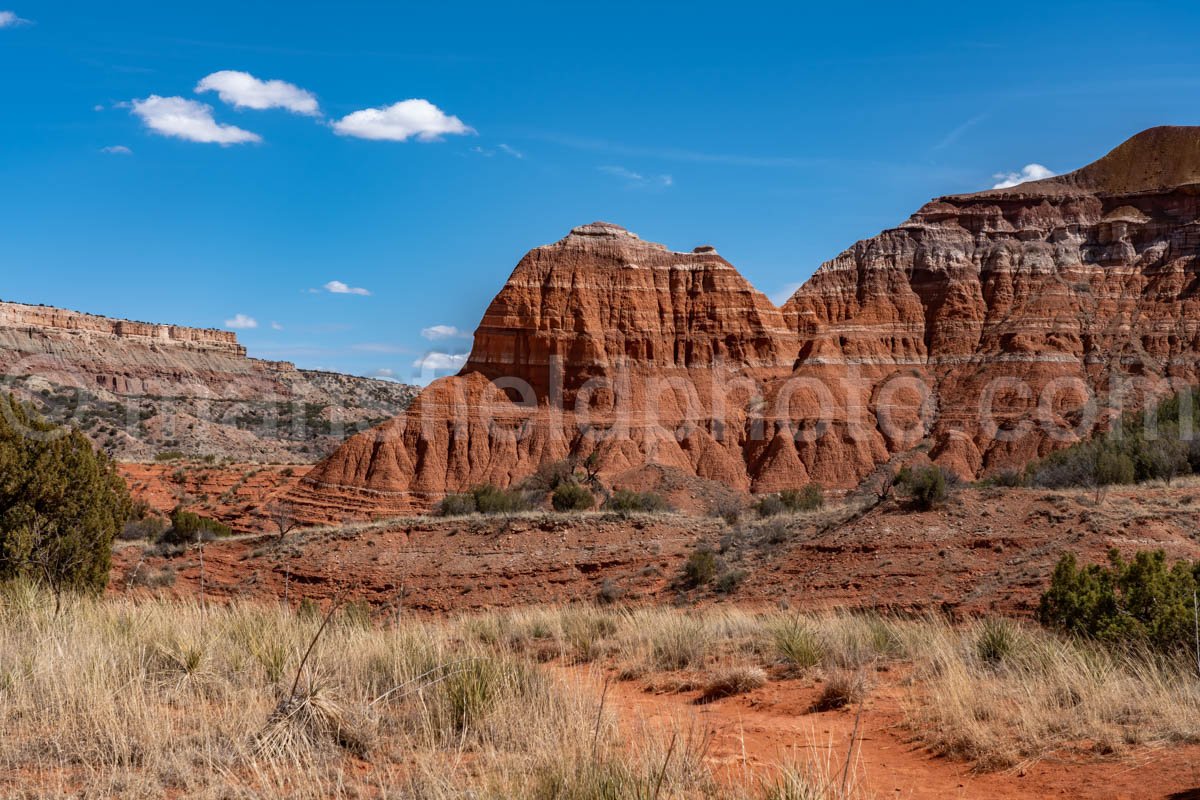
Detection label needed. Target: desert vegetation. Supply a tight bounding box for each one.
[1040,549,1200,653]
[1026,391,1200,495]
[895,465,952,510]
[754,485,824,517]
[7,575,1200,797]
[0,585,883,799]
[0,393,130,594]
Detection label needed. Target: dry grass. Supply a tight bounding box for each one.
[0,584,863,799]
[471,605,1200,771]
[699,666,769,703]
[905,617,1200,769]
[3,585,1198,796]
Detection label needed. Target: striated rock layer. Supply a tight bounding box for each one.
[298,127,1200,515]
[0,301,417,462]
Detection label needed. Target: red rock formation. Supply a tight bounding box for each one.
[298,127,1200,515]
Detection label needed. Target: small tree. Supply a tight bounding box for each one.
[0,394,130,596]
[268,500,299,541]
[1093,449,1135,503]
[160,508,231,545]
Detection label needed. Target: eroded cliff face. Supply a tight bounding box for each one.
[0,301,417,462]
[297,127,1200,515]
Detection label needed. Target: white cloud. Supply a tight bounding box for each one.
[195,70,320,116]
[412,352,468,372]
[472,143,524,158]
[769,283,803,306]
[100,145,132,155]
[370,368,397,379]
[225,314,258,330]
[333,99,473,142]
[352,342,409,354]
[991,163,1055,189]
[270,321,284,331]
[130,95,261,145]
[421,324,469,341]
[599,165,672,188]
[0,11,30,27]
[323,280,371,296]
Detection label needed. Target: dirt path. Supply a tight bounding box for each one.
[572,666,1200,799]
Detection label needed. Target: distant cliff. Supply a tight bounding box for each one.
[0,300,417,462]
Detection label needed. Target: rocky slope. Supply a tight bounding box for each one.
[295,127,1200,514]
[0,301,417,462]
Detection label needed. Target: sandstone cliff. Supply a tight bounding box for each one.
[0,301,417,462]
[296,127,1200,515]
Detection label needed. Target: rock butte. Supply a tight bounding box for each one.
[296,126,1200,515]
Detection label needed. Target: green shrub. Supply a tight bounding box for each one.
[755,484,824,517]
[120,516,169,541]
[1031,391,1200,491]
[159,509,231,544]
[754,494,787,517]
[710,495,744,525]
[521,459,578,493]
[779,484,824,511]
[772,618,825,669]
[551,482,594,512]
[602,490,669,514]
[438,485,533,516]
[471,485,533,514]
[988,469,1026,488]
[713,569,747,594]
[1039,549,1200,653]
[896,465,949,510]
[681,547,717,588]
[438,492,477,516]
[0,394,131,593]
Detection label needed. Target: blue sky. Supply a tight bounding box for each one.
[2,1,1199,383]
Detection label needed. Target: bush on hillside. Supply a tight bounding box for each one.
[158,508,231,544]
[551,482,594,512]
[437,484,535,516]
[896,465,949,511]
[0,393,131,593]
[521,459,578,494]
[1039,549,1200,653]
[437,492,478,516]
[755,484,825,517]
[681,547,718,588]
[602,489,669,515]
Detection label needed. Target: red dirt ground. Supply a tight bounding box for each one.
[112,481,1200,617]
[588,665,1200,799]
[108,475,1200,798]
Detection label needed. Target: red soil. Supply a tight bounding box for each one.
[119,462,306,534]
[590,666,1200,799]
